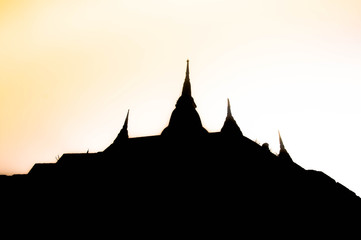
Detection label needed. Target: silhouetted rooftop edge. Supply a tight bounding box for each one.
[2,59,361,223]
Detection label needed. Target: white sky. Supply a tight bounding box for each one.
[1,0,361,196]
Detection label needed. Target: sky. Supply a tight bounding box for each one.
[1,0,361,196]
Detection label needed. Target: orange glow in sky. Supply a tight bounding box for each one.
[1,0,361,196]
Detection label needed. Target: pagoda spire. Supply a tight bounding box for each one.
[161,59,207,137]
[176,59,196,108]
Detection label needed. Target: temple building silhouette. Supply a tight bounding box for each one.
[2,60,361,226]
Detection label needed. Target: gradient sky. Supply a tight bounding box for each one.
[1,0,361,196]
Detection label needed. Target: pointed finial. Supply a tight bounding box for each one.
[278,130,285,151]
[278,130,293,162]
[227,98,233,119]
[109,109,130,145]
[182,59,192,96]
[123,109,129,129]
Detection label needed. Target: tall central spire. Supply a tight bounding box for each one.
[177,59,196,108]
[182,59,191,96]
[161,59,207,137]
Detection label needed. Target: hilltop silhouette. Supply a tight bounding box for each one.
[2,60,360,231]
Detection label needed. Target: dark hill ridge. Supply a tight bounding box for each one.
[2,60,360,229]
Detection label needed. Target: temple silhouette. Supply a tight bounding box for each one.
[2,60,361,228]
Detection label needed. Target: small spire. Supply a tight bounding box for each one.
[123,109,129,129]
[186,59,189,79]
[278,130,293,162]
[221,98,242,137]
[226,98,233,120]
[278,130,285,152]
[105,109,130,151]
[117,109,130,139]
